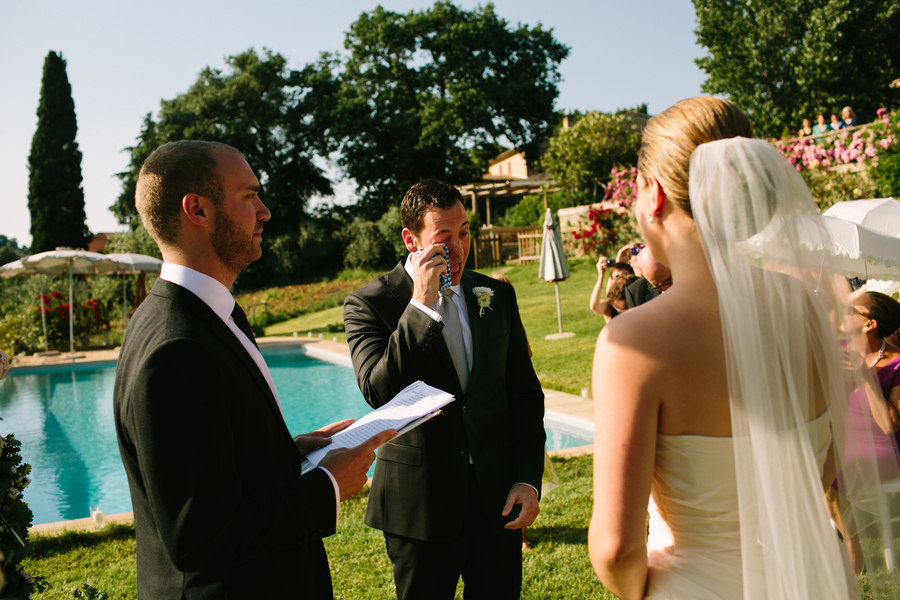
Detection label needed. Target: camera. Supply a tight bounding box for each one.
[605,258,616,268]
[630,245,644,256]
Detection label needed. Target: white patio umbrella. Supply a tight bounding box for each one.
[823,198,900,235]
[824,198,900,295]
[0,259,31,279]
[104,253,162,326]
[740,214,900,282]
[18,249,119,355]
[538,208,574,340]
[104,252,163,273]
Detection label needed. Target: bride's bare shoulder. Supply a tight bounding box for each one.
[597,291,719,366]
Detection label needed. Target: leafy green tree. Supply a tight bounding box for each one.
[114,49,331,238]
[693,0,900,137]
[340,219,393,270]
[376,205,407,263]
[27,51,90,252]
[308,1,569,218]
[541,110,646,197]
[111,114,158,227]
[0,235,24,266]
[105,224,161,258]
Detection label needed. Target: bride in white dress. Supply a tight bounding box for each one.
[588,97,900,599]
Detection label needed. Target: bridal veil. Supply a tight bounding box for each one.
[689,137,900,598]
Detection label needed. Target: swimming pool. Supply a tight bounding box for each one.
[0,346,592,525]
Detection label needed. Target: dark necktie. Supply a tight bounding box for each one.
[231,302,258,348]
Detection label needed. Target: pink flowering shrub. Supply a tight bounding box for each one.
[603,165,638,206]
[773,110,896,174]
[771,111,896,209]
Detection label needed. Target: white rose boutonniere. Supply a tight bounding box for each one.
[472,286,494,317]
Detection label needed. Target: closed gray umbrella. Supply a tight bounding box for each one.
[538,209,574,339]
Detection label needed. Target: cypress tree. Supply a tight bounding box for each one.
[27,50,90,252]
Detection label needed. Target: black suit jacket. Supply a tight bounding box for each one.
[343,263,545,542]
[625,276,661,308]
[114,279,337,599]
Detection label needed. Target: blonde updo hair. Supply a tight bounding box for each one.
[637,97,754,218]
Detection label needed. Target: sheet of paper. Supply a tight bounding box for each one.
[301,380,454,473]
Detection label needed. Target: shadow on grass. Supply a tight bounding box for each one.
[527,524,588,546]
[30,523,135,558]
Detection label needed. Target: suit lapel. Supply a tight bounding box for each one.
[154,281,286,426]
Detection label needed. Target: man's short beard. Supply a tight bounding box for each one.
[211,209,259,274]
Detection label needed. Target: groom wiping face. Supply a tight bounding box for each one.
[343,178,546,600]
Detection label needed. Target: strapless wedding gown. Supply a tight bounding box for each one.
[644,413,832,599]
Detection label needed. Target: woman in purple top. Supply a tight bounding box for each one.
[831,291,900,570]
[846,291,900,453]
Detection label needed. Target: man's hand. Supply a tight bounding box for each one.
[501,483,540,530]
[292,419,354,458]
[615,244,634,264]
[318,429,397,501]
[409,244,448,307]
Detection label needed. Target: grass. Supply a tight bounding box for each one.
[24,454,613,600]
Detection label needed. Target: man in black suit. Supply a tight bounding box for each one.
[114,140,391,599]
[343,179,545,599]
[624,245,672,308]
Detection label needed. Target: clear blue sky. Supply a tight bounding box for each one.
[0,0,706,248]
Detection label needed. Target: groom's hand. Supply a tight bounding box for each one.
[501,483,540,529]
[409,244,447,307]
[292,418,355,458]
[319,429,397,501]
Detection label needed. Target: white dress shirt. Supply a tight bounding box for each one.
[159,263,341,519]
[404,258,473,371]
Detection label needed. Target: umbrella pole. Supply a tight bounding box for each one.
[68,263,75,355]
[555,282,563,335]
[39,277,49,350]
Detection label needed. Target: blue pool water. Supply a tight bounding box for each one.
[0,348,591,525]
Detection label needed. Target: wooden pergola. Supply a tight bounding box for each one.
[456,176,559,226]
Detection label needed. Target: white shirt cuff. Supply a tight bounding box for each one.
[517,482,539,498]
[317,466,341,523]
[409,298,442,322]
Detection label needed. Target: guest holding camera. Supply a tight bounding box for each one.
[589,257,635,322]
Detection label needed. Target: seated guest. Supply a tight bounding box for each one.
[800,118,813,136]
[589,258,635,321]
[830,113,845,130]
[812,113,829,134]
[842,106,857,127]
